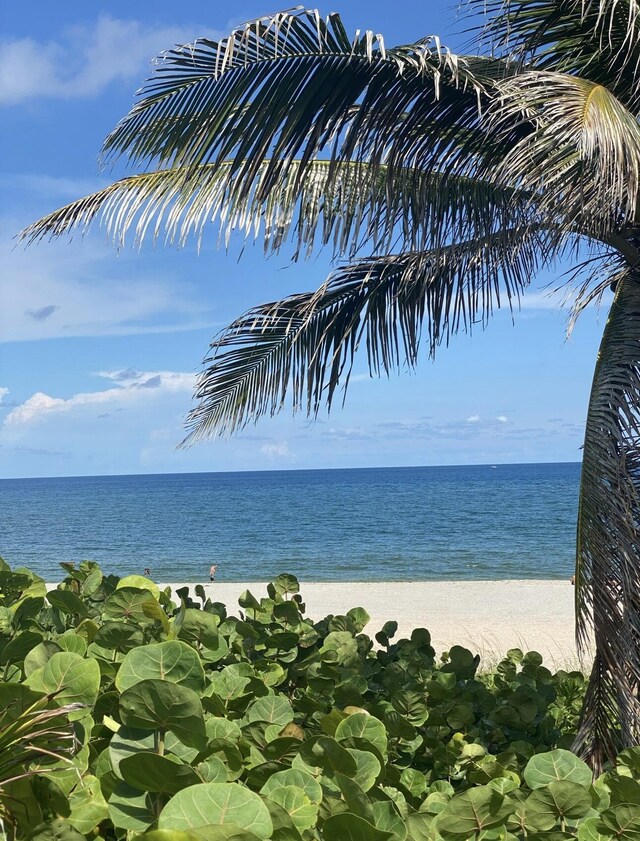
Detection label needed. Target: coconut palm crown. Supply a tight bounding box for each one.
[21,1,640,770]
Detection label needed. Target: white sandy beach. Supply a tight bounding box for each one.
[163,579,584,667]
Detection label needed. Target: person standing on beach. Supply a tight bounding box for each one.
[209,564,218,582]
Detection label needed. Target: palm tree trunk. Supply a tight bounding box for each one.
[573,272,640,773]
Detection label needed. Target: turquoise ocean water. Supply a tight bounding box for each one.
[0,463,580,583]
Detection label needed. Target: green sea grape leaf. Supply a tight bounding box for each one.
[383,711,416,741]
[178,608,220,649]
[109,727,156,778]
[28,819,86,841]
[254,662,286,688]
[322,813,393,841]
[0,630,42,665]
[371,801,407,841]
[261,768,323,805]
[391,691,429,726]
[577,818,614,841]
[159,783,273,839]
[347,607,371,632]
[197,756,229,783]
[336,774,375,822]
[238,590,261,612]
[116,641,206,692]
[206,717,242,743]
[57,633,87,656]
[247,695,294,726]
[13,595,46,627]
[524,750,592,790]
[524,781,592,830]
[140,831,262,841]
[120,752,202,793]
[437,786,515,837]
[617,748,640,774]
[321,632,360,667]
[599,804,640,839]
[0,684,45,722]
[208,664,254,701]
[400,768,427,798]
[299,736,357,776]
[263,786,317,832]
[347,749,382,791]
[2,777,43,832]
[94,621,144,651]
[108,782,156,831]
[262,737,303,763]
[142,598,171,632]
[117,575,160,599]
[336,713,387,756]
[605,775,640,805]
[23,641,62,676]
[46,590,88,618]
[25,651,99,711]
[31,776,70,821]
[103,587,157,623]
[268,574,300,598]
[263,799,303,841]
[119,679,206,747]
[67,774,108,834]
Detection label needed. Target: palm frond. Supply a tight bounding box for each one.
[100,9,513,194]
[486,70,640,238]
[183,227,544,443]
[20,160,534,261]
[564,251,628,335]
[573,272,640,773]
[475,0,640,113]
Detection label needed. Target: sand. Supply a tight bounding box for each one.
[163,579,586,668]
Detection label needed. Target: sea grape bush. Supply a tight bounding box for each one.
[1,557,638,841]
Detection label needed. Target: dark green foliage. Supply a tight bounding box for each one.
[1,558,635,840]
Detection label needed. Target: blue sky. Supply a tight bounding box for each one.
[0,0,609,477]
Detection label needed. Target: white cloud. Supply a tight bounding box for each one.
[467,414,480,423]
[518,289,614,312]
[4,370,195,426]
[0,387,10,404]
[260,441,292,459]
[0,16,221,106]
[496,415,509,423]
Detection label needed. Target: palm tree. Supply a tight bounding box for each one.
[22,1,640,770]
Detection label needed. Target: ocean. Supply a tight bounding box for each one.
[0,462,580,583]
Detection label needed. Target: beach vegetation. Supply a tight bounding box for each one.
[4,559,640,840]
[19,1,640,768]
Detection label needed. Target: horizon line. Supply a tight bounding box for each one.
[1,459,583,482]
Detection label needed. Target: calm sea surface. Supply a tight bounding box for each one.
[0,463,580,583]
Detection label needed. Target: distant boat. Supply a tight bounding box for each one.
[490,465,497,469]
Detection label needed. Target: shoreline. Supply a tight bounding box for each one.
[160,579,584,667]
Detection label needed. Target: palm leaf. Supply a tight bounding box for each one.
[476,0,640,113]
[486,70,640,239]
[100,9,516,198]
[573,272,640,773]
[183,228,544,443]
[20,160,534,261]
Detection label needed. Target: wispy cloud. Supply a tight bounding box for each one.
[25,304,59,321]
[4,370,195,426]
[0,16,221,106]
[467,414,480,423]
[518,288,614,312]
[260,441,294,460]
[0,387,9,404]
[1,211,216,342]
